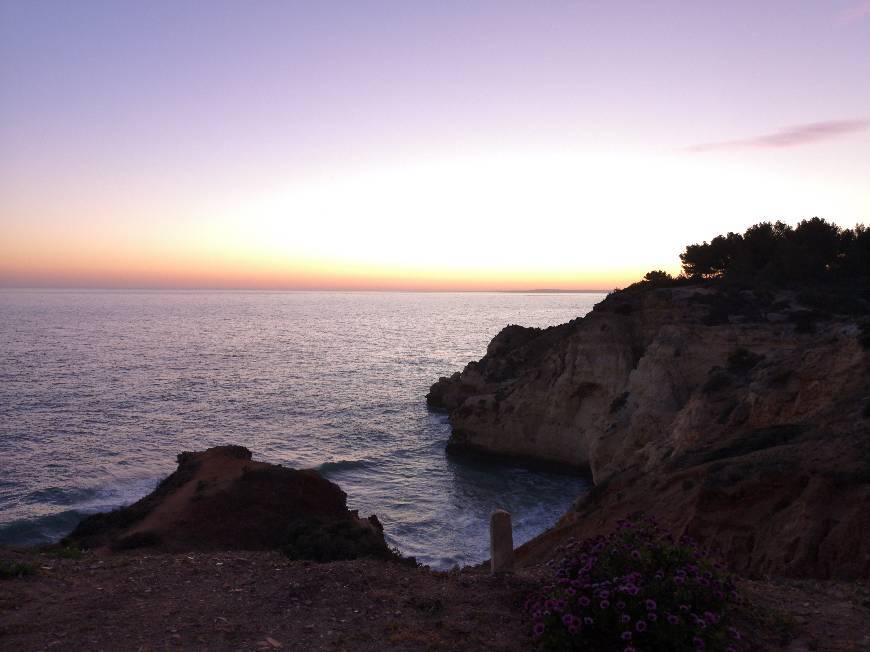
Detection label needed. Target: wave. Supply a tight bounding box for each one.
[315,459,372,474]
[0,510,84,547]
[25,486,102,506]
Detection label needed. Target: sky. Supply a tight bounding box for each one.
[1,1,869,291]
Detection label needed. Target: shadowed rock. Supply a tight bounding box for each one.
[64,445,397,562]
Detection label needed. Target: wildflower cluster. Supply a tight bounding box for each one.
[525,518,743,651]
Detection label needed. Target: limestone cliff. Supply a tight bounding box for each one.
[428,282,870,579]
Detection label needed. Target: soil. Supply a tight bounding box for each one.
[2,548,868,651]
[0,548,532,651]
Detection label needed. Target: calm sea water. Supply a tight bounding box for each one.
[0,291,600,568]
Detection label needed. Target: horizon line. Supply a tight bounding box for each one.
[0,286,611,294]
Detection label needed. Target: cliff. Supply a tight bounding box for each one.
[429,281,870,579]
[63,445,395,561]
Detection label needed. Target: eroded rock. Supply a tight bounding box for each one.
[64,446,396,562]
[432,284,870,579]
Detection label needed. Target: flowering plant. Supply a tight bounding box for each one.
[526,517,743,651]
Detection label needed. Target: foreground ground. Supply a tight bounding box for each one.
[1,549,868,651]
[0,549,531,651]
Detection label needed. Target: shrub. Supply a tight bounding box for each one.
[643,271,674,286]
[46,546,83,559]
[857,317,870,350]
[525,517,744,651]
[281,517,398,562]
[726,348,763,374]
[0,560,37,580]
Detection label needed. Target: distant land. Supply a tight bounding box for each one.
[504,289,607,294]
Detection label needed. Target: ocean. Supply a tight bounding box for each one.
[0,290,600,568]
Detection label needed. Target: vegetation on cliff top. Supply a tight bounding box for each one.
[678,218,869,284]
[631,219,870,320]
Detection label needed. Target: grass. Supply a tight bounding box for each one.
[44,545,84,559]
[0,560,37,580]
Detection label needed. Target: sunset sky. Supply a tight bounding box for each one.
[1,1,869,290]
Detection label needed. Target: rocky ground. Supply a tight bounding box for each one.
[0,549,532,651]
[2,548,869,651]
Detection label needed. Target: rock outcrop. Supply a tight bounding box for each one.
[64,445,395,562]
[429,282,870,579]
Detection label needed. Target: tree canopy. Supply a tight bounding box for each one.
[679,218,870,284]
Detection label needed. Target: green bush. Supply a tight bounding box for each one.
[281,518,397,562]
[46,546,83,559]
[0,560,37,580]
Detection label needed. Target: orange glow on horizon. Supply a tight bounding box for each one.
[2,147,863,291]
[0,253,649,291]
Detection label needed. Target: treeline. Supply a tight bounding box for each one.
[677,218,869,283]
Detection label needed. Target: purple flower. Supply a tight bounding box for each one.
[645,599,657,611]
[728,627,741,640]
[635,620,647,632]
[647,612,658,622]
[584,617,594,625]
[578,596,591,607]
[621,631,633,641]
[533,623,545,637]
[692,636,705,649]
[568,624,579,635]
[620,614,631,624]
[600,600,610,609]
[616,600,626,611]
[562,614,573,627]
[704,611,718,624]
[679,604,690,612]
[667,614,680,625]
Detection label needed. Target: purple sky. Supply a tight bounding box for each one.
[1,1,869,289]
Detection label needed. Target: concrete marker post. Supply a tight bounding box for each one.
[490,509,514,573]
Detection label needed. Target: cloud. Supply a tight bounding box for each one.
[688,120,870,153]
[835,2,870,26]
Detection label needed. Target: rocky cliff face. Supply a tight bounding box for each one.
[429,283,870,579]
[65,446,395,562]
